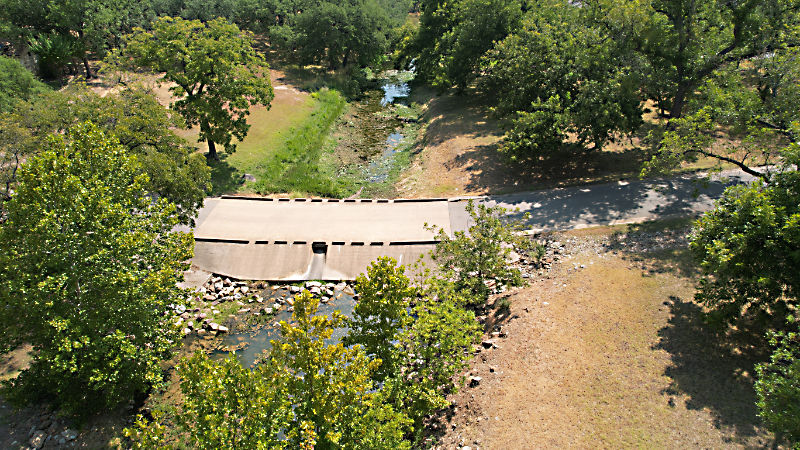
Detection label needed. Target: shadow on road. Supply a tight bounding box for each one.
[492,173,750,232]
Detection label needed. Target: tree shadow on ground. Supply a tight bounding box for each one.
[655,298,771,442]
[606,219,699,279]
[208,156,242,196]
[454,142,650,194]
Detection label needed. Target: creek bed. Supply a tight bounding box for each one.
[210,286,357,368]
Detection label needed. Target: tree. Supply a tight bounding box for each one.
[642,49,800,180]
[343,259,480,436]
[0,0,155,79]
[755,314,800,446]
[382,280,480,432]
[639,0,800,120]
[293,0,391,70]
[344,257,417,381]
[688,144,799,329]
[128,352,291,449]
[0,84,210,223]
[127,292,411,448]
[428,200,530,304]
[413,0,523,91]
[0,122,193,414]
[0,56,49,112]
[115,16,274,160]
[480,1,644,157]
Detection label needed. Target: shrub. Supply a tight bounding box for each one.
[127,292,412,449]
[756,315,800,445]
[428,200,530,304]
[689,145,800,329]
[344,257,417,380]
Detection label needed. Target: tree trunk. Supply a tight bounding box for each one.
[82,57,93,80]
[669,81,690,121]
[206,140,218,161]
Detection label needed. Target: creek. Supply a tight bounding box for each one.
[209,70,415,367]
[211,286,357,367]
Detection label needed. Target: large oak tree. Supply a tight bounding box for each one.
[115,17,274,160]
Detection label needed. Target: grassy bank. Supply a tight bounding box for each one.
[250,88,347,197]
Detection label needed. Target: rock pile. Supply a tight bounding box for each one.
[171,276,360,338]
[20,412,78,449]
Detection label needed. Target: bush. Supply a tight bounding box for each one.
[500,96,567,163]
[344,257,417,380]
[345,260,480,435]
[756,315,800,445]
[689,145,800,329]
[128,292,412,449]
[0,122,192,415]
[428,200,530,304]
[385,281,480,431]
[0,56,49,112]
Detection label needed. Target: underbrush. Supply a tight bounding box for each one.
[250,88,347,197]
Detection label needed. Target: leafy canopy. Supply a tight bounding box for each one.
[756,313,800,444]
[689,144,800,329]
[0,122,193,415]
[344,257,417,381]
[428,200,530,303]
[0,56,49,113]
[128,291,412,449]
[0,84,210,223]
[114,16,274,159]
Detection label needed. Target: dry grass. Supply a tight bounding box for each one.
[434,222,776,448]
[398,91,773,198]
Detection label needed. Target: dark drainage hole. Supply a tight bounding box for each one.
[312,242,328,254]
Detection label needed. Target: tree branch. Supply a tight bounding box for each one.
[684,148,771,182]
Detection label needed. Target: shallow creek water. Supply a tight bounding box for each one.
[362,70,414,183]
[212,287,356,367]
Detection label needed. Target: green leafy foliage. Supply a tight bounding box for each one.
[0,56,49,112]
[0,84,210,223]
[384,281,480,431]
[344,258,480,436]
[428,200,529,304]
[129,353,290,449]
[128,292,412,448]
[643,52,800,179]
[499,95,568,163]
[0,122,193,415]
[756,314,800,446]
[0,0,156,78]
[114,16,274,159]
[271,292,410,448]
[344,257,417,380]
[689,145,800,329]
[413,0,523,90]
[28,31,84,79]
[640,0,800,119]
[482,1,643,156]
[292,0,391,70]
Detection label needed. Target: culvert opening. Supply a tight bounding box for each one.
[312,242,328,254]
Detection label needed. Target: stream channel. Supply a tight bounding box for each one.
[211,70,414,367]
[212,285,357,367]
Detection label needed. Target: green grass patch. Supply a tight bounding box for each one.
[251,89,347,197]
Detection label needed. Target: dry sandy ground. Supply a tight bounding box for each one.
[398,89,509,198]
[433,225,776,449]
